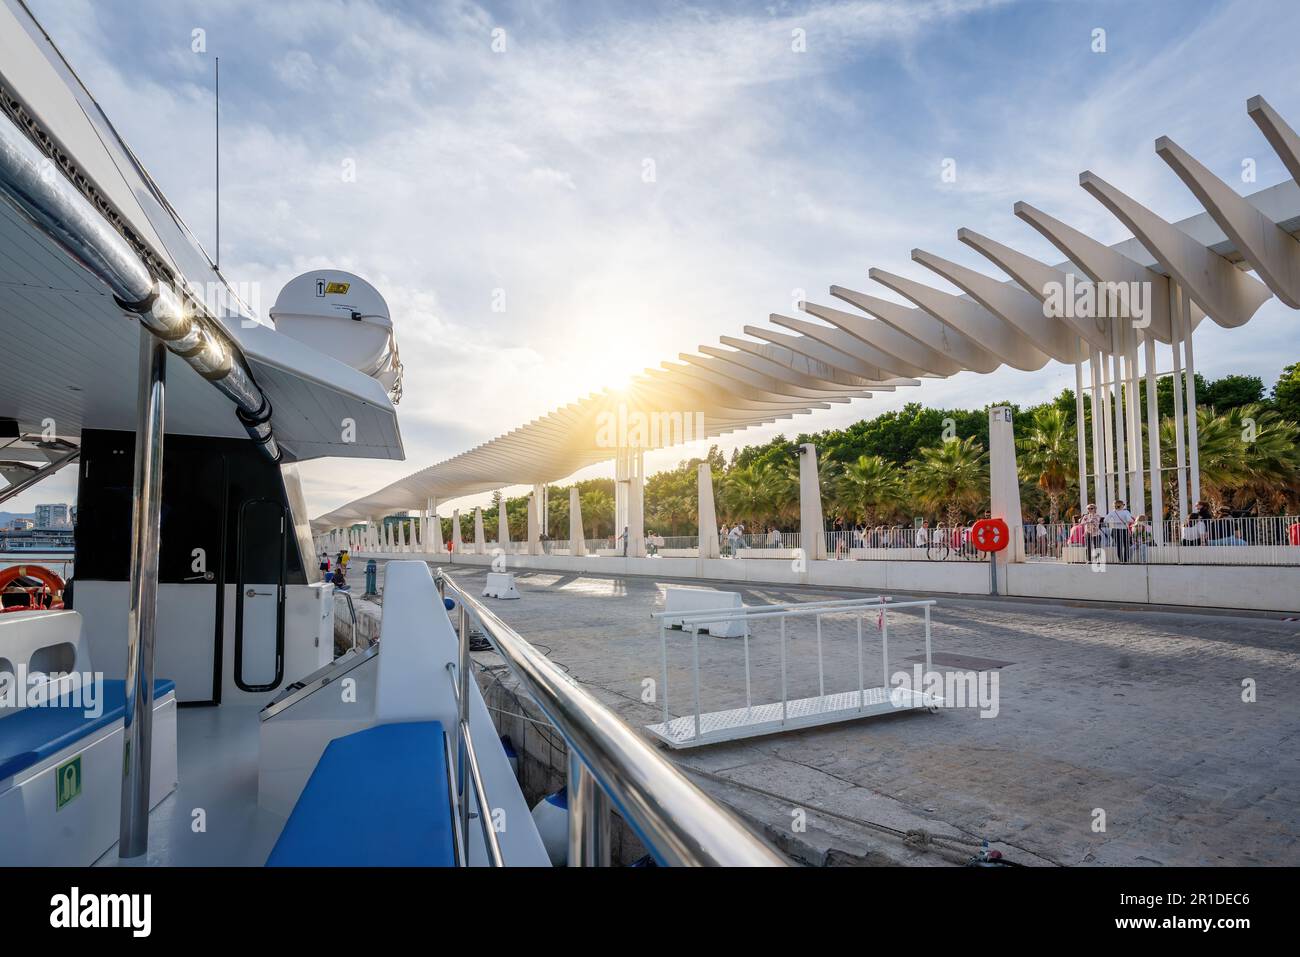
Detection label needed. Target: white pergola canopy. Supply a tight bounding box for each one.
[314,95,1300,531]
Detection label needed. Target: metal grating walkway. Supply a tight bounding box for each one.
[645,686,939,749]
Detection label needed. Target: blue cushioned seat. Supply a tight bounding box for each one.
[266,721,456,867]
[0,679,176,781]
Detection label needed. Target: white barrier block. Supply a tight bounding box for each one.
[663,587,746,638]
[483,572,521,600]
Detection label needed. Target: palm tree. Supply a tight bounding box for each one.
[1159,408,1247,512]
[837,454,903,526]
[1228,404,1300,512]
[722,464,774,529]
[907,437,988,527]
[579,489,615,539]
[1022,406,1075,524]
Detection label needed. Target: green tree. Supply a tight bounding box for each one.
[837,454,904,526]
[1230,404,1300,513]
[1203,374,1264,411]
[907,437,988,527]
[1021,406,1076,524]
[1272,362,1300,423]
[721,464,774,529]
[1159,408,1247,512]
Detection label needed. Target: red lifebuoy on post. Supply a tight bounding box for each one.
[971,518,1009,553]
[0,565,66,612]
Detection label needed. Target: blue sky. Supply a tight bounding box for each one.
[13,0,1300,516]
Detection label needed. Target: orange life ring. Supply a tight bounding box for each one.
[0,564,66,612]
[971,518,1010,553]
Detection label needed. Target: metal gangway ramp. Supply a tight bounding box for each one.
[646,596,941,749]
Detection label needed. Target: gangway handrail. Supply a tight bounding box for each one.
[650,594,895,618]
[435,570,785,867]
[662,597,936,625]
[652,595,937,748]
[340,590,359,651]
[445,661,505,866]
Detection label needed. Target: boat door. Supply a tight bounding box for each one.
[234,498,286,692]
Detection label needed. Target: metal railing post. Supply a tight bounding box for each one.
[691,626,702,741]
[567,752,611,866]
[815,612,824,699]
[457,599,470,849]
[659,620,669,726]
[856,615,864,711]
[119,330,166,859]
[779,616,787,724]
[881,606,890,703]
[924,604,932,676]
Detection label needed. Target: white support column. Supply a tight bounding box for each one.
[798,443,828,561]
[1110,327,1127,508]
[1125,322,1145,515]
[473,507,485,555]
[698,462,721,559]
[1144,332,1164,543]
[1182,287,1202,505]
[1090,348,1109,511]
[452,508,463,553]
[527,493,541,555]
[530,486,546,553]
[614,448,629,535]
[569,487,587,556]
[1170,286,1190,521]
[497,492,510,551]
[989,406,1025,563]
[531,483,546,547]
[1073,348,1089,517]
[628,450,646,558]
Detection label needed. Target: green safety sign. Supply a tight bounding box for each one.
[56,755,82,810]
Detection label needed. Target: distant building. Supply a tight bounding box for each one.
[8,517,34,530]
[35,503,69,529]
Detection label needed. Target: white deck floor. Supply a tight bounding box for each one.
[94,705,286,867]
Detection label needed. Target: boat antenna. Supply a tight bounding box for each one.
[215,55,220,272]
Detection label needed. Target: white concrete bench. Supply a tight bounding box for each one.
[662,587,747,638]
[483,572,521,600]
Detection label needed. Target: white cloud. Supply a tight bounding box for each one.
[18,0,1300,521]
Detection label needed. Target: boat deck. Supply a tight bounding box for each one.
[95,704,284,867]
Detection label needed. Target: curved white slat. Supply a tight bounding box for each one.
[742,324,891,381]
[677,353,855,403]
[867,268,1049,370]
[764,310,941,377]
[696,346,873,400]
[824,289,999,373]
[1079,172,1272,329]
[650,363,834,411]
[717,336,876,387]
[1248,95,1300,186]
[912,248,1078,362]
[800,300,965,376]
[1156,136,1300,308]
[957,227,1110,351]
[1014,200,1178,342]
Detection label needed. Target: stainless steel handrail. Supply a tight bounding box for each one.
[340,590,359,651]
[436,570,785,867]
[0,108,279,460]
[444,660,504,866]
